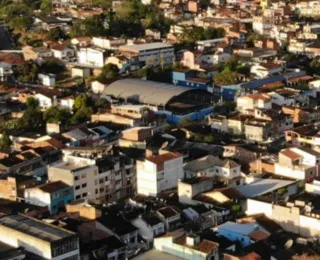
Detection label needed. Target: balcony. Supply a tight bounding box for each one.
[115,172,122,181]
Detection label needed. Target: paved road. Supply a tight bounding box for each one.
[0,23,14,50]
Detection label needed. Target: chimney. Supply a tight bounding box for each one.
[186,234,200,246]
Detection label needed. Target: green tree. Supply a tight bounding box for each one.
[309,59,320,75]
[213,68,238,86]
[101,63,119,79]
[16,62,40,83]
[4,4,33,31]
[203,135,215,143]
[0,131,12,149]
[45,27,67,41]
[44,107,71,126]
[40,0,51,14]
[70,15,108,37]
[41,58,65,74]
[71,94,94,124]
[19,97,44,130]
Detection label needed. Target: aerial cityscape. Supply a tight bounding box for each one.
[0,0,319,259]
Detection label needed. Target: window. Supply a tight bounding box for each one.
[82,192,87,197]
[81,174,86,179]
[100,187,104,193]
[82,183,87,188]
[105,176,109,181]
[76,195,81,200]
[94,170,98,176]
[75,185,80,190]
[74,176,79,181]
[99,178,104,184]
[95,189,98,194]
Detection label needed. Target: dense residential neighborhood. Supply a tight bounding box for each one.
[0,0,319,259]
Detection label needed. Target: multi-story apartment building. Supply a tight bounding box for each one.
[252,15,274,36]
[48,147,135,203]
[137,151,184,196]
[24,181,74,214]
[119,42,175,67]
[183,155,242,184]
[237,93,272,113]
[285,123,320,150]
[92,37,126,50]
[251,147,320,180]
[0,214,80,260]
[246,192,320,237]
[77,47,108,68]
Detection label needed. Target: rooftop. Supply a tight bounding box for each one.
[0,214,76,242]
[132,249,184,260]
[120,42,173,52]
[174,234,219,254]
[36,181,71,194]
[280,149,302,160]
[103,79,198,107]
[157,206,180,218]
[146,152,182,171]
[184,155,239,172]
[237,178,296,198]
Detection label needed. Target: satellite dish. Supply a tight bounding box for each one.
[284,239,293,249]
[161,141,169,149]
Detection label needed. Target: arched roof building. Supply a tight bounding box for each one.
[103,79,214,110]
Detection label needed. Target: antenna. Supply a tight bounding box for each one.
[284,239,293,249]
[160,141,169,149]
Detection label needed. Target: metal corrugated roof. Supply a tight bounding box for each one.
[103,79,195,106]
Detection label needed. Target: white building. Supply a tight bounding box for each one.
[51,45,76,62]
[236,93,272,112]
[131,215,165,242]
[273,148,319,180]
[92,37,126,50]
[59,96,75,111]
[154,232,219,260]
[246,194,320,237]
[0,214,80,260]
[268,90,297,106]
[35,93,57,110]
[77,47,107,68]
[24,181,73,214]
[250,62,283,79]
[184,155,242,181]
[38,73,56,87]
[48,149,135,203]
[119,42,175,66]
[136,151,184,196]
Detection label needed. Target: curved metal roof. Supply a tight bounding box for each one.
[103,79,195,106]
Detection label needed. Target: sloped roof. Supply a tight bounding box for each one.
[103,79,195,106]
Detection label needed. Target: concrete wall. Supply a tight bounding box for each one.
[0,225,52,259]
[154,237,218,260]
[0,177,17,200]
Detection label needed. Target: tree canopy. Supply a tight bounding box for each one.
[19,97,44,130]
[213,68,239,86]
[0,131,12,150]
[180,27,226,44]
[44,107,72,127]
[101,63,119,79]
[71,94,94,124]
[3,3,33,30]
